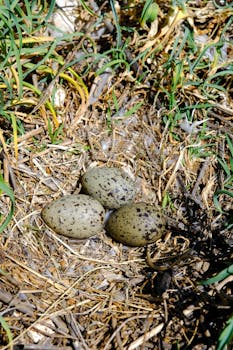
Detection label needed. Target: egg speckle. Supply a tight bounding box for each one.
[105,203,165,246]
[81,167,136,209]
[41,194,105,239]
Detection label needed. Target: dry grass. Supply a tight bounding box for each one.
[0,0,232,349]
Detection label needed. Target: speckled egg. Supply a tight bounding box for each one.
[81,167,136,209]
[41,194,105,239]
[105,203,165,246]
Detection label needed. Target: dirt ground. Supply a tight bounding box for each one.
[0,0,232,349]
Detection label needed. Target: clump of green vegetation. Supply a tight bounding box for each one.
[0,0,88,143]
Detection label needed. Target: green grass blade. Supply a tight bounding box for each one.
[140,0,159,28]
[218,157,231,178]
[44,0,56,21]
[79,0,95,16]
[96,59,130,75]
[213,189,233,213]
[123,101,144,118]
[0,315,13,349]
[0,179,14,233]
[200,264,233,285]
[110,0,122,48]
[190,43,214,72]
[22,40,58,80]
[217,315,233,350]
[226,134,233,158]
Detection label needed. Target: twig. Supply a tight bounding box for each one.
[128,323,164,350]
